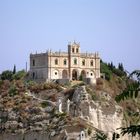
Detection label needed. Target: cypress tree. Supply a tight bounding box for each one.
[13,65,16,74]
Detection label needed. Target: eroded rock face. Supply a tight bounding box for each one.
[89,104,123,139]
[72,86,89,103]
[71,86,123,139]
[0,84,133,140]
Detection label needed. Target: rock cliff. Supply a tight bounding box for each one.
[0,80,139,140]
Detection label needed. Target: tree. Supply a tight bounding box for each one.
[101,61,112,81]
[108,62,115,70]
[118,63,124,71]
[112,68,126,77]
[1,70,13,81]
[115,70,140,137]
[13,64,16,74]
[12,70,26,80]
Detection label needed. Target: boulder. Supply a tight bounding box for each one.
[51,131,56,137]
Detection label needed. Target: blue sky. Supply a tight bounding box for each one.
[0,0,140,73]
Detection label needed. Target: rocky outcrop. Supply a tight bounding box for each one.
[0,83,138,140]
[71,86,123,139]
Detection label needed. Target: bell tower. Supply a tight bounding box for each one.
[68,41,80,54]
[68,41,80,80]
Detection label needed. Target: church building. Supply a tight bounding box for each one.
[30,41,100,83]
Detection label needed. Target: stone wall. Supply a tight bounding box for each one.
[83,78,96,84]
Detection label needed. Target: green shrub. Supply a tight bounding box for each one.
[88,128,92,135]
[1,70,13,81]
[12,70,26,80]
[105,72,111,81]
[55,112,67,118]
[112,68,126,77]
[101,61,127,80]
[100,62,112,81]
[92,94,98,101]
[0,80,3,87]
[8,85,18,97]
[26,80,37,88]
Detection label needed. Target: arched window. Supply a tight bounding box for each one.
[32,72,35,79]
[74,58,77,65]
[64,59,67,65]
[72,48,75,53]
[55,59,58,65]
[33,59,35,66]
[76,48,79,53]
[90,60,93,66]
[82,59,85,66]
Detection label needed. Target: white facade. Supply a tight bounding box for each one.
[30,42,100,82]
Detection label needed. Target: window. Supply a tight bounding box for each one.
[55,59,58,65]
[76,48,79,53]
[64,59,67,65]
[74,58,77,65]
[82,59,85,66]
[91,73,93,76]
[72,48,74,53]
[55,72,57,75]
[32,72,35,79]
[90,60,93,66]
[33,59,35,66]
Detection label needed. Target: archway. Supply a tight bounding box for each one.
[72,69,78,80]
[62,70,68,79]
[80,70,86,80]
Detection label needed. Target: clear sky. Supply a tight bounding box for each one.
[0,0,140,73]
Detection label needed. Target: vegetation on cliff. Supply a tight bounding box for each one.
[115,70,140,137]
[0,63,140,139]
